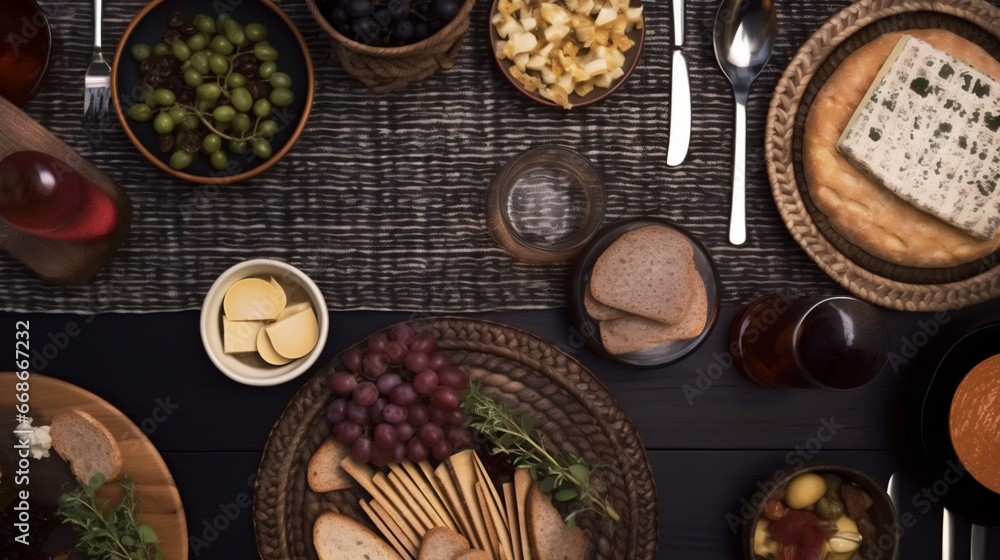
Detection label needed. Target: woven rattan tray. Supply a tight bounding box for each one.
[766,0,1000,311]
[253,317,658,560]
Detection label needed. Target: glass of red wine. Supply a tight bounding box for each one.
[730,294,890,390]
[0,0,53,105]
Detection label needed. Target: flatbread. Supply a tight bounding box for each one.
[802,29,1000,267]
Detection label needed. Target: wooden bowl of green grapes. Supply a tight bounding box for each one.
[112,0,314,184]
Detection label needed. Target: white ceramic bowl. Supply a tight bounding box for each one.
[200,259,328,386]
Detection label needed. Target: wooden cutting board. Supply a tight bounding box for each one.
[0,96,132,283]
[0,372,188,559]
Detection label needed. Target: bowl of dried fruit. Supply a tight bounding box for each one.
[307,0,475,93]
[112,0,314,184]
[742,464,899,560]
[489,0,645,109]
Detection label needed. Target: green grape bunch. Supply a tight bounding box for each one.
[126,11,294,172]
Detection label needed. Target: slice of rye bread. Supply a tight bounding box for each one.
[583,284,627,321]
[598,273,709,355]
[526,482,587,560]
[589,225,696,325]
[307,437,354,493]
[313,512,403,560]
[418,527,471,560]
[49,409,123,483]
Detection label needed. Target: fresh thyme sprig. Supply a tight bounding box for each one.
[462,383,619,529]
[56,473,164,560]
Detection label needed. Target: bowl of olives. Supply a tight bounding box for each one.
[112,0,314,183]
[742,464,899,560]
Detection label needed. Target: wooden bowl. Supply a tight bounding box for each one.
[112,0,314,184]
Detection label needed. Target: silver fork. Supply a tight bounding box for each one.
[83,0,111,118]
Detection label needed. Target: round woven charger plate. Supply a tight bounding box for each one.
[253,317,658,560]
[766,0,1000,311]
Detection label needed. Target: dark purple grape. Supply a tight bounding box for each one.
[372,9,391,26]
[448,426,473,448]
[370,397,387,424]
[371,444,394,467]
[427,18,443,33]
[326,398,348,424]
[404,351,430,373]
[346,400,371,424]
[409,332,437,354]
[390,323,416,345]
[352,437,373,463]
[431,386,461,412]
[407,402,429,426]
[406,439,429,462]
[417,423,444,446]
[413,22,429,40]
[432,440,453,461]
[333,421,362,444]
[382,403,408,424]
[367,331,389,353]
[388,383,418,406]
[329,371,359,396]
[427,406,448,426]
[345,0,373,18]
[432,0,459,19]
[413,370,439,394]
[393,442,407,463]
[329,6,348,23]
[393,21,414,40]
[438,367,469,390]
[383,341,407,364]
[376,372,403,395]
[415,1,431,15]
[352,381,380,407]
[428,351,452,371]
[387,0,410,20]
[362,352,388,377]
[395,422,415,442]
[446,408,466,426]
[374,423,399,450]
[341,347,364,372]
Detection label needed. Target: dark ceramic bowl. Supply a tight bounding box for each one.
[568,218,720,367]
[741,463,899,560]
[112,0,314,183]
[488,0,644,108]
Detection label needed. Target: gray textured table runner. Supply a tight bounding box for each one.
[2,0,850,314]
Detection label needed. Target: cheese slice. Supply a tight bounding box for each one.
[256,328,292,365]
[276,300,312,321]
[223,278,285,321]
[264,307,319,359]
[222,317,263,354]
[838,35,1000,239]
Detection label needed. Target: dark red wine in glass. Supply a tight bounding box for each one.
[0,0,53,105]
[0,151,119,241]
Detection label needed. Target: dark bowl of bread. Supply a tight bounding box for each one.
[568,218,721,367]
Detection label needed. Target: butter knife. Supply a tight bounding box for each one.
[943,506,956,560]
[666,0,690,166]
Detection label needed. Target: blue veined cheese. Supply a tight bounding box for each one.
[837,35,1000,239]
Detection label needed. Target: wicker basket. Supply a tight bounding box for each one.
[305,0,475,93]
[765,0,1000,311]
[253,317,658,560]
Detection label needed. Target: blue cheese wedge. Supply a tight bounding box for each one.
[837,35,1000,239]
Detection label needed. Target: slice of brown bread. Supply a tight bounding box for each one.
[49,409,123,484]
[526,482,588,560]
[599,273,708,354]
[313,512,402,560]
[307,437,354,493]
[454,551,492,560]
[589,225,696,325]
[583,284,627,321]
[418,526,470,560]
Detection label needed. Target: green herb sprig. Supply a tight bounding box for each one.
[56,473,164,560]
[462,383,619,529]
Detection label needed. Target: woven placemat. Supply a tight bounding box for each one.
[766,0,1000,312]
[253,317,657,560]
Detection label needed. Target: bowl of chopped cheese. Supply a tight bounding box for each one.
[489,0,644,109]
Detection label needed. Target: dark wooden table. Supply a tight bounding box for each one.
[4,301,999,559]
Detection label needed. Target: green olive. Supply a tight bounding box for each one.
[257,119,279,138]
[167,106,187,124]
[223,20,246,47]
[226,72,247,88]
[127,103,153,122]
[202,133,222,154]
[193,14,216,34]
[183,68,204,88]
[815,496,846,521]
[231,113,251,134]
[152,42,170,56]
[269,87,294,107]
[252,98,272,118]
[244,22,268,42]
[210,150,229,171]
[208,52,230,75]
[268,72,292,89]
[130,43,151,61]
[258,61,277,79]
[187,32,210,52]
[153,112,175,134]
[190,51,211,75]
[228,139,247,154]
[822,474,843,493]
[252,138,273,159]
[253,41,278,62]
[209,34,234,55]
[151,88,176,107]
[196,83,222,102]
[169,150,193,170]
[143,89,158,108]
[229,87,253,112]
[180,114,201,131]
[212,105,236,123]
[171,39,191,62]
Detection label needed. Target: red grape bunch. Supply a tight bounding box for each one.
[326,324,472,467]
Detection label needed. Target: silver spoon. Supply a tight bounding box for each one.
[713,0,777,245]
